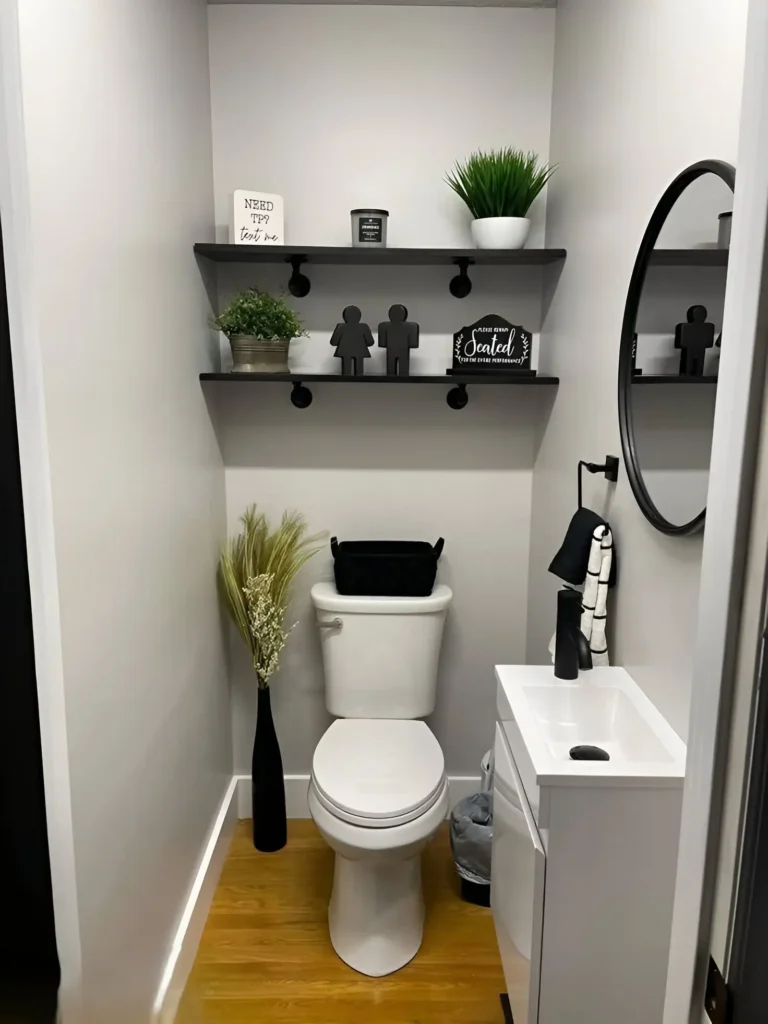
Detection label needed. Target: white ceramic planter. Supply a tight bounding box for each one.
[471,217,531,250]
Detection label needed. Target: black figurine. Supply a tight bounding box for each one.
[330,305,374,376]
[378,304,419,376]
[674,304,715,376]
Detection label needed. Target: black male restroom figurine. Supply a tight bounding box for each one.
[674,304,715,376]
[378,304,419,376]
[330,305,374,376]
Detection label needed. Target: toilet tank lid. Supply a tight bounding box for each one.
[311,582,452,614]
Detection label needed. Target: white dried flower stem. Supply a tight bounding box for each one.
[243,573,295,686]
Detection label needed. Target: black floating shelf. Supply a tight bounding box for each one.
[649,249,728,267]
[200,372,558,384]
[633,374,718,384]
[200,372,559,410]
[194,243,566,266]
[194,243,566,298]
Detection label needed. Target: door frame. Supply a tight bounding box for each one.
[729,603,768,1018]
[0,4,83,1019]
[0,201,60,1020]
[663,1,768,1019]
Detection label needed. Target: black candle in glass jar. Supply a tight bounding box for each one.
[351,209,388,248]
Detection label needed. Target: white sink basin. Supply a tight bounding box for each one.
[522,682,676,764]
[495,666,686,786]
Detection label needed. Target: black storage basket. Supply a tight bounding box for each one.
[330,537,445,597]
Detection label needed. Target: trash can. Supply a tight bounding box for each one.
[450,754,494,908]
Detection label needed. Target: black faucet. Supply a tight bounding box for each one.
[554,587,593,680]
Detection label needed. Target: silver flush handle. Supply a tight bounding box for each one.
[317,617,343,631]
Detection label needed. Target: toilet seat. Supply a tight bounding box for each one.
[312,719,445,828]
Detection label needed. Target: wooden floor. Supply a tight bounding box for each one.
[177,819,508,1023]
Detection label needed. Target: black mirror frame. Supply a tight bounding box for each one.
[618,159,735,536]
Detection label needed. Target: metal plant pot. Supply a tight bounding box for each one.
[230,335,290,373]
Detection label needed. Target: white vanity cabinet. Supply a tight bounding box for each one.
[491,666,686,1024]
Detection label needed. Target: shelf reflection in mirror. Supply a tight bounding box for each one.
[619,160,734,535]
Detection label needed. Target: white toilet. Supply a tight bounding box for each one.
[309,581,453,977]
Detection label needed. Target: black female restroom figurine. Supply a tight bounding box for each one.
[330,305,374,375]
[378,304,419,376]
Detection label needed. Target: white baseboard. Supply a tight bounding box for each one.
[236,773,312,818]
[235,773,482,819]
[152,776,239,1024]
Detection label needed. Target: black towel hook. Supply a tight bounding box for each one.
[578,456,620,509]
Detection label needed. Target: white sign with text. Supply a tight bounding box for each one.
[233,190,284,245]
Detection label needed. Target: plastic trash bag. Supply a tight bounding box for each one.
[450,791,493,886]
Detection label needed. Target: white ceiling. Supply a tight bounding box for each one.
[208,0,556,6]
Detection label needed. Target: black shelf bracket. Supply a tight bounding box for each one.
[287,255,311,297]
[284,378,473,410]
[578,455,620,508]
[290,381,313,408]
[446,383,469,410]
[449,257,473,298]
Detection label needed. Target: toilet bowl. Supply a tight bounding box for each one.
[309,582,453,976]
[309,719,449,976]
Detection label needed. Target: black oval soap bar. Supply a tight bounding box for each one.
[569,744,610,761]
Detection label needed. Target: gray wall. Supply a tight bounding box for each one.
[527,0,748,741]
[9,0,231,1019]
[207,3,557,776]
[208,4,556,248]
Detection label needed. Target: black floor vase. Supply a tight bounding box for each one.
[252,686,287,852]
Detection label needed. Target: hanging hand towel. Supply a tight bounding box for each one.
[548,524,614,666]
[580,524,613,666]
[548,506,617,588]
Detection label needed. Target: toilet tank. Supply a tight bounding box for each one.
[310,583,453,719]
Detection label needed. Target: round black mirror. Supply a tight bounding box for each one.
[618,159,734,535]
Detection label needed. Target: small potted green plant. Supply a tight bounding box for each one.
[446,148,557,250]
[213,288,307,373]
